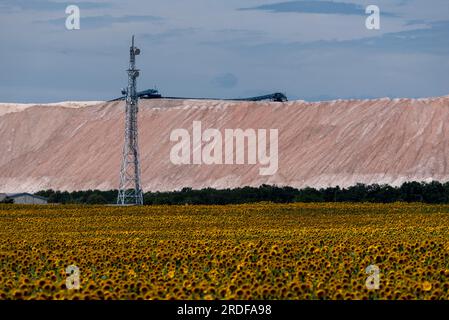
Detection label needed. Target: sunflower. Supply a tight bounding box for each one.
[422,281,432,292]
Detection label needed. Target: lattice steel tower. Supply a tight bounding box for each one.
[117,36,144,205]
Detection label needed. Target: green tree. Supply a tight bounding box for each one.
[86,193,107,204]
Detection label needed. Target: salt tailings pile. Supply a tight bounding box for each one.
[1,96,449,193]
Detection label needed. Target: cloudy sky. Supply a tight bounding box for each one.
[0,0,448,102]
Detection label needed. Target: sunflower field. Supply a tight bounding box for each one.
[1,202,449,300]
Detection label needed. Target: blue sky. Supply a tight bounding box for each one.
[0,0,448,102]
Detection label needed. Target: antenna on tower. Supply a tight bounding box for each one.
[117,36,144,205]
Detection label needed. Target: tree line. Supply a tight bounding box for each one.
[33,181,449,205]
